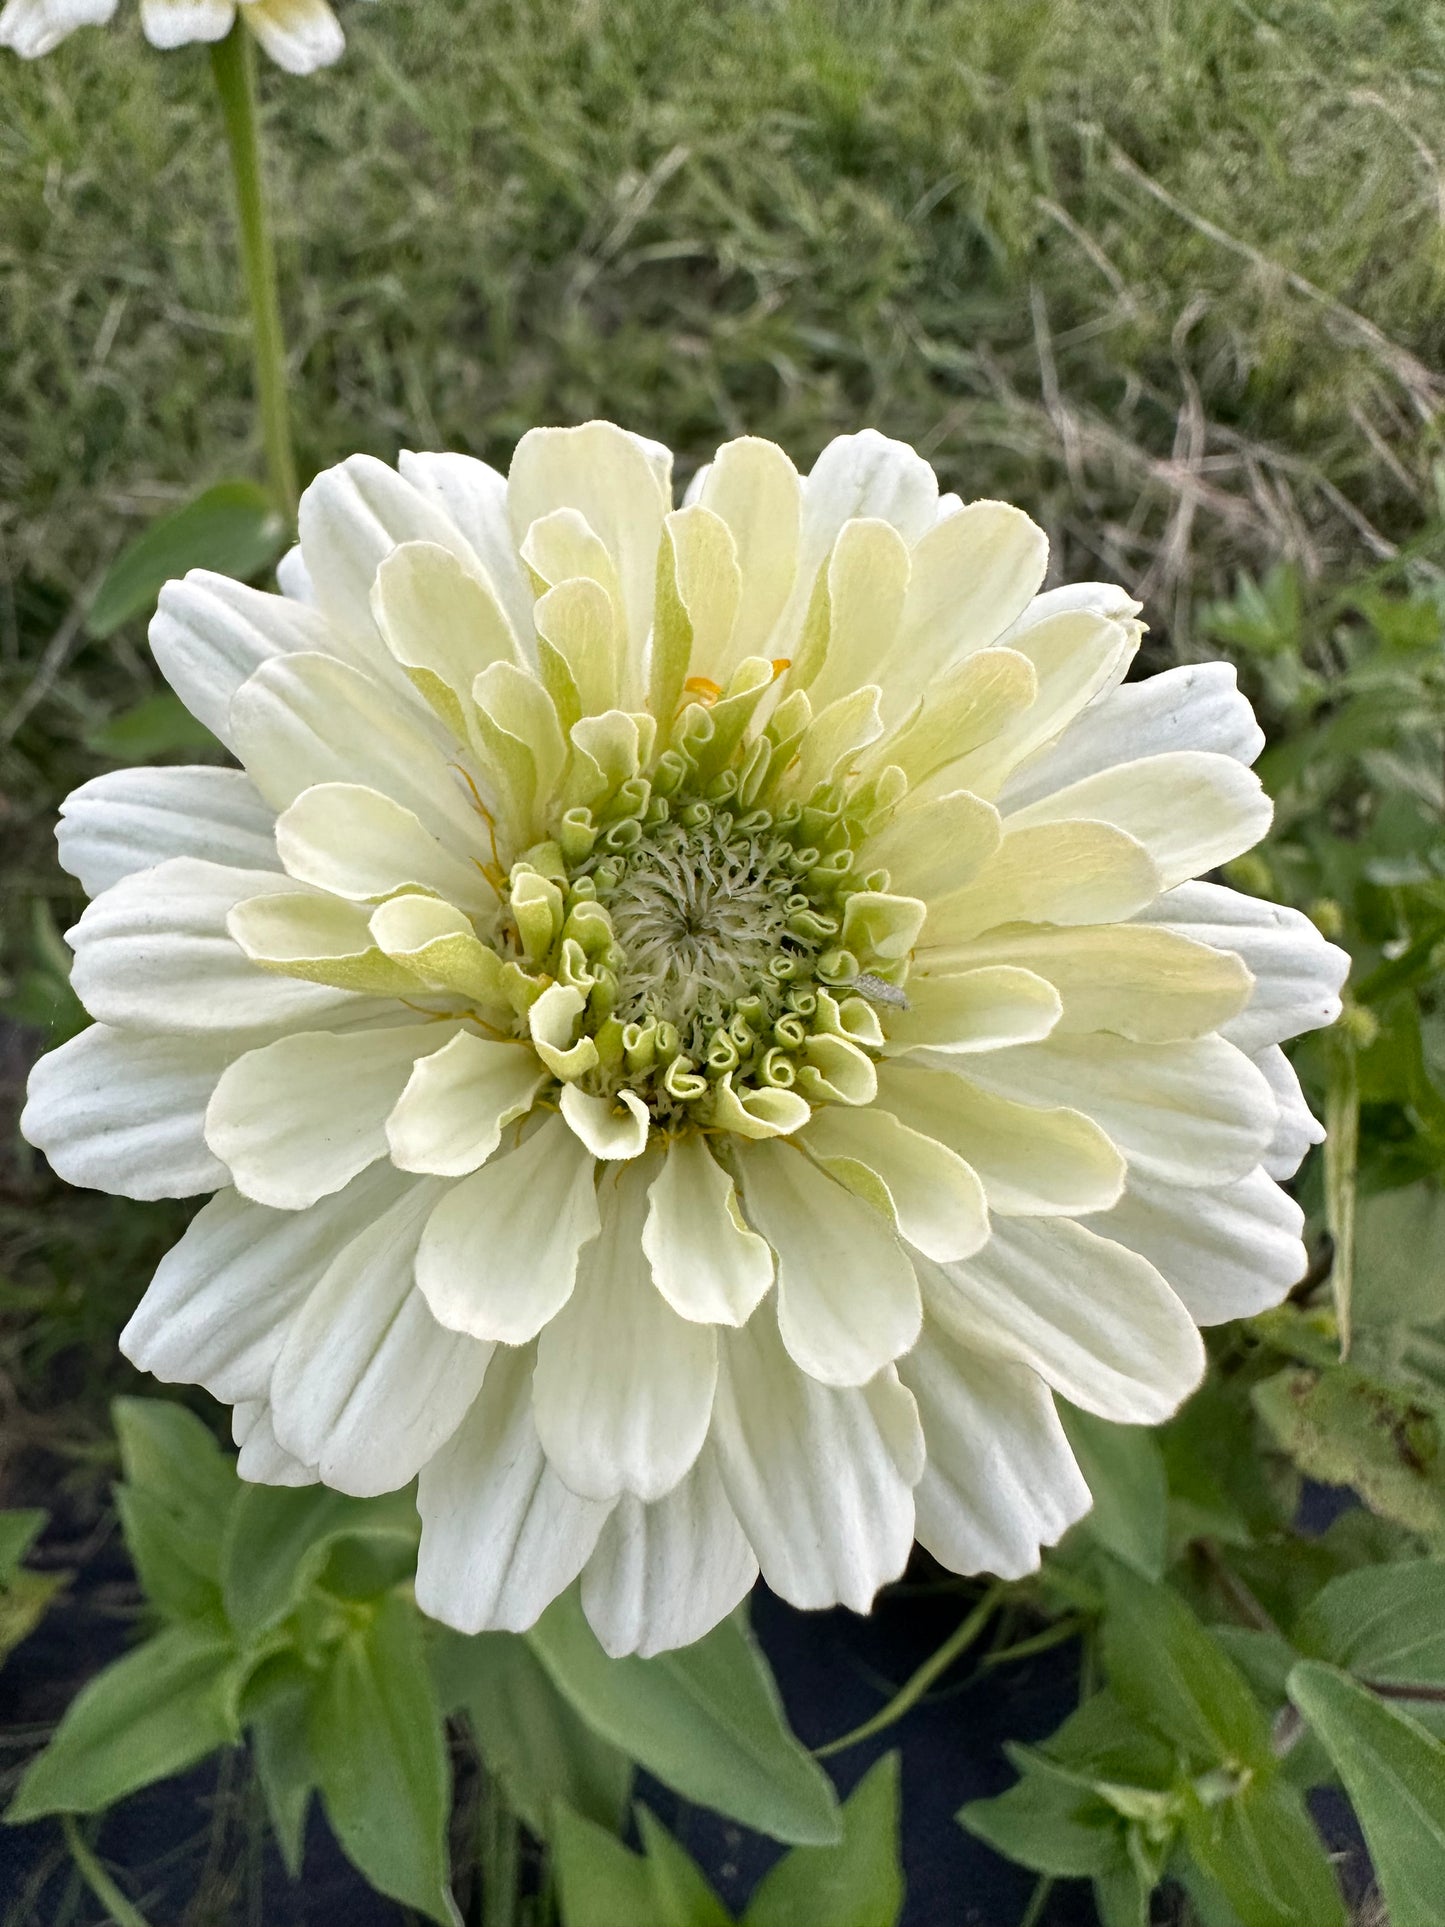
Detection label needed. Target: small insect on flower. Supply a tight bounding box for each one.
[23,423,1349,1656]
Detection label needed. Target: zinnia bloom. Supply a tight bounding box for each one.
[24,424,1348,1655]
[0,0,347,71]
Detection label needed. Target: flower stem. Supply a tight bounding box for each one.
[209,21,299,523]
[813,1581,1006,1759]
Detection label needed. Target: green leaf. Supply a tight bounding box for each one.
[433,1628,630,1840]
[220,1483,418,1638]
[113,1399,236,1627]
[1039,1689,1177,1790]
[0,1568,65,1669]
[7,1625,241,1821]
[1093,1861,1152,1927]
[1289,1661,1445,1927]
[251,1678,315,1879]
[552,1803,661,1927]
[1253,1363,1445,1537]
[83,692,218,761]
[1100,1567,1273,1773]
[636,1810,734,1927]
[1352,1183,1445,1331]
[308,1593,457,1926]
[528,1592,839,1846]
[87,481,286,640]
[1181,1778,1346,1927]
[1059,1405,1169,1579]
[0,1511,45,1582]
[745,1752,905,1927]
[960,1766,1124,1879]
[1294,1557,1445,1688]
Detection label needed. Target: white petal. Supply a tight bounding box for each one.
[924,1219,1204,1423]
[386,1030,545,1179]
[802,1105,989,1264]
[899,1330,1090,1578]
[642,1134,773,1326]
[229,652,480,847]
[738,1139,921,1386]
[274,782,488,909]
[121,1163,414,1403]
[56,767,278,900]
[269,1178,491,1496]
[139,0,232,48]
[240,0,343,73]
[1136,881,1349,1053]
[507,422,668,665]
[1001,662,1265,812]
[877,1064,1125,1218]
[0,0,117,57]
[1255,1043,1325,1178]
[416,1345,611,1635]
[1002,750,1273,892]
[800,430,938,561]
[533,1158,718,1503]
[1087,1166,1305,1325]
[297,454,487,651]
[150,570,336,752]
[964,1032,1278,1186]
[559,1085,650,1160]
[67,858,362,1034]
[711,1310,923,1613]
[22,1025,230,1201]
[580,1446,758,1658]
[233,1402,318,1487]
[397,450,535,642]
[888,500,1049,706]
[416,1114,600,1343]
[205,1022,448,1210]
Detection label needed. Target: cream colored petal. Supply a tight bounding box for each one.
[397,450,535,642]
[67,858,364,1034]
[508,422,667,665]
[964,1032,1278,1186]
[886,964,1062,1056]
[877,1063,1126,1218]
[900,1331,1090,1579]
[947,921,1252,1043]
[150,569,337,752]
[642,1134,773,1326]
[533,1158,718,1503]
[239,0,343,72]
[205,1022,453,1210]
[274,782,488,910]
[1086,1165,1305,1326]
[22,1024,231,1202]
[57,766,278,900]
[888,500,1048,709]
[802,1104,989,1264]
[696,436,801,664]
[1002,661,1265,813]
[370,539,520,735]
[415,1345,612,1635]
[268,1177,491,1496]
[860,789,1001,901]
[386,1030,545,1178]
[369,896,507,1007]
[228,890,420,996]
[415,1114,601,1343]
[559,1085,650,1159]
[1135,880,1349,1054]
[711,1310,923,1612]
[580,1446,758,1658]
[923,820,1161,949]
[230,652,481,848]
[1002,749,1273,892]
[922,1217,1205,1424]
[738,1139,921,1386]
[802,518,911,717]
[871,648,1036,793]
[650,505,743,727]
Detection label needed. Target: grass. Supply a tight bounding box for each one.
[0,2,1441,1919]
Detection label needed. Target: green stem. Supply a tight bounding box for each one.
[813,1583,1005,1759]
[62,1816,153,1927]
[209,21,299,522]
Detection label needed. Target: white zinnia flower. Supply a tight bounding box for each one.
[0,0,347,72]
[24,424,1348,1656]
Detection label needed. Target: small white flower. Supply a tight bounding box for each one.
[0,0,349,73]
[24,424,1349,1655]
